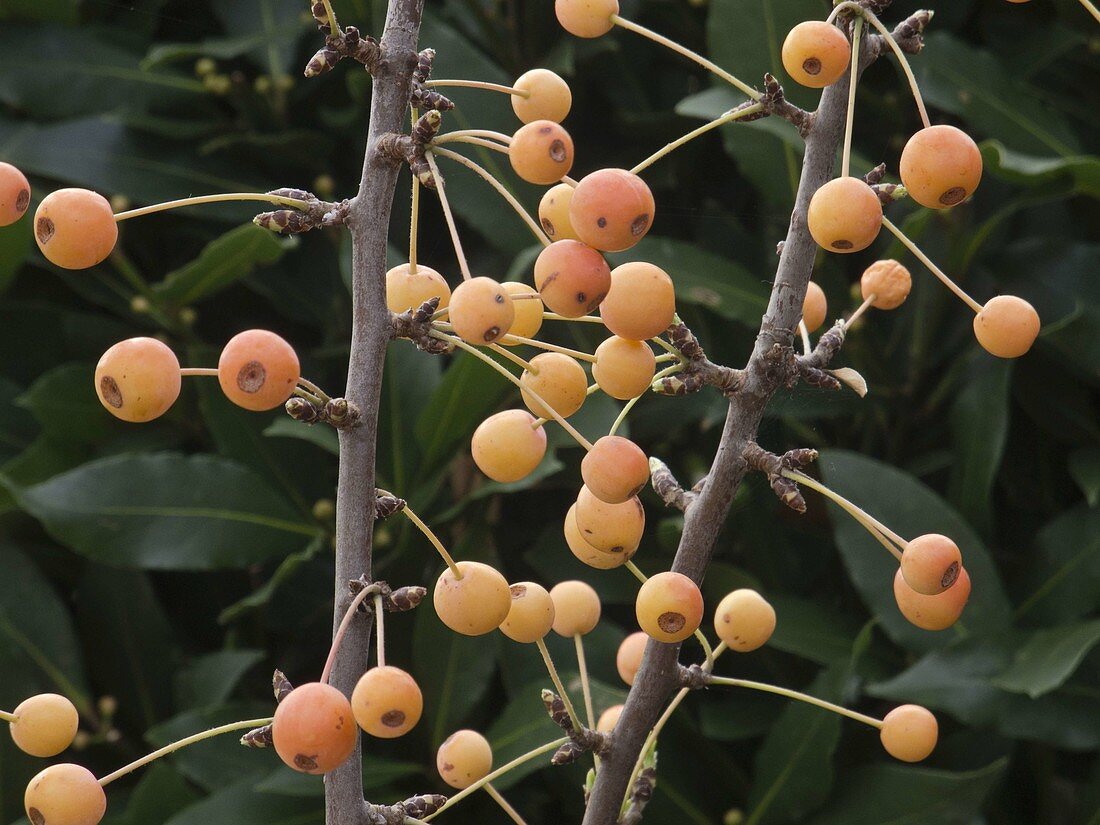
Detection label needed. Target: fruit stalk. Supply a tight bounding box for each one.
[328,0,425,822]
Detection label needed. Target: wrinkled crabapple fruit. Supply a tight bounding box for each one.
[509,120,574,185]
[569,169,655,252]
[893,566,971,631]
[802,282,828,333]
[10,694,80,758]
[713,589,776,653]
[471,409,547,482]
[218,329,300,411]
[593,336,656,400]
[95,337,182,423]
[616,631,649,685]
[861,259,912,310]
[433,560,512,636]
[500,581,556,643]
[899,125,982,209]
[448,276,515,344]
[533,239,611,318]
[437,729,493,789]
[807,177,883,253]
[386,263,451,314]
[24,763,106,825]
[539,183,580,241]
[781,21,851,88]
[351,666,423,739]
[512,69,572,124]
[520,352,589,419]
[565,504,634,569]
[581,435,649,504]
[0,161,31,226]
[550,580,601,637]
[880,704,938,762]
[596,704,624,733]
[599,262,676,340]
[973,295,1040,358]
[635,571,704,643]
[574,485,645,555]
[900,534,962,595]
[272,682,358,774]
[35,188,118,270]
[502,281,544,340]
[555,0,619,38]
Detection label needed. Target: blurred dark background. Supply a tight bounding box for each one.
[0,0,1097,823]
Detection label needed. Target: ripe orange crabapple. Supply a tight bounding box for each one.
[218,329,300,412]
[573,485,645,555]
[973,295,1041,358]
[900,533,962,595]
[899,125,982,209]
[500,581,556,643]
[509,120,574,185]
[781,21,851,89]
[549,580,601,637]
[538,183,580,241]
[635,571,704,644]
[433,560,512,636]
[808,177,883,253]
[519,352,589,419]
[501,281,544,340]
[511,69,572,124]
[581,435,650,504]
[592,336,657,400]
[565,503,636,569]
[893,566,971,631]
[861,259,912,310]
[802,281,828,333]
[880,704,938,762]
[713,589,776,653]
[0,161,31,226]
[555,0,619,38]
[9,693,80,758]
[599,261,676,340]
[272,682,358,774]
[616,631,649,686]
[34,188,118,270]
[569,168,655,252]
[533,238,611,318]
[351,665,423,739]
[95,337,182,423]
[24,763,106,825]
[437,729,493,789]
[385,263,450,313]
[596,704,624,733]
[448,276,516,344]
[471,409,548,482]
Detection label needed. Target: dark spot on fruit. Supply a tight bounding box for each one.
[539,126,552,135]
[584,291,607,312]
[295,753,319,771]
[36,216,55,244]
[575,291,587,305]
[802,57,822,76]
[381,710,406,728]
[28,808,44,825]
[541,217,556,236]
[941,561,960,589]
[510,584,528,598]
[549,139,567,162]
[494,293,505,304]
[15,188,29,214]
[597,217,607,228]
[939,186,966,206]
[237,360,266,393]
[631,214,650,236]
[483,326,501,341]
[608,545,624,554]
[100,376,124,408]
[441,761,454,772]
[657,611,686,634]
[831,239,854,250]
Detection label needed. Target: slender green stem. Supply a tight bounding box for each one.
[318,0,339,35]
[881,218,983,313]
[180,367,218,377]
[861,10,930,128]
[0,710,18,723]
[827,1,861,24]
[321,584,377,683]
[98,718,273,786]
[607,364,680,436]
[845,293,876,327]
[1077,0,1100,23]
[484,783,528,825]
[798,320,812,355]
[409,173,420,272]
[430,146,551,246]
[536,638,583,731]
[426,79,527,96]
[424,737,570,820]
[574,634,596,730]
[374,593,386,668]
[430,330,595,450]
[114,193,308,222]
[400,504,463,579]
[610,15,761,101]
[650,336,683,359]
[694,630,714,671]
[433,134,511,154]
[655,353,678,363]
[292,386,325,406]
[708,676,883,728]
[543,312,603,323]
[533,384,602,428]
[631,103,765,174]
[423,152,472,280]
[624,560,647,585]
[297,376,331,403]
[488,342,538,374]
[497,333,597,363]
[841,17,863,180]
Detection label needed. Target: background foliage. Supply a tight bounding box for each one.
[0,0,1097,823]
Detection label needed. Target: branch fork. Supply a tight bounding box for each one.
[759,74,814,137]
[390,297,455,354]
[652,321,743,397]
[304,2,382,78]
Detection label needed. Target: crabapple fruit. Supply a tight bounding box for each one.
[581,435,649,504]
[599,262,676,340]
[899,125,982,209]
[973,295,1040,358]
[593,336,656,400]
[351,666,423,739]
[437,729,493,789]
[10,694,80,758]
[860,259,912,310]
[385,263,450,314]
[596,704,624,732]
[502,282,544,340]
[448,276,515,344]
[574,486,645,555]
[893,566,971,631]
[500,581,556,643]
[24,763,106,825]
[0,161,31,226]
[781,21,850,88]
[565,504,634,569]
[616,631,649,685]
[218,329,300,411]
[512,69,572,124]
[520,352,589,419]
[533,239,611,318]
[538,183,580,241]
[95,337,181,423]
[34,188,118,270]
[510,121,574,185]
[471,409,547,482]
[433,560,512,636]
[713,589,776,652]
[550,580,601,636]
[808,177,883,253]
[569,168,655,252]
[635,571,704,643]
[272,682,358,774]
[555,0,619,38]
[802,282,828,333]
[900,534,962,595]
[880,705,938,762]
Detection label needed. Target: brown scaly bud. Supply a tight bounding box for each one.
[240,723,274,748]
[413,48,435,85]
[383,586,427,613]
[285,396,322,424]
[410,83,456,113]
[412,110,442,146]
[552,741,585,766]
[409,156,435,189]
[273,669,294,703]
[374,490,407,520]
[800,366,842,392]
[871,182,907,205]
[414,296,440,324]
[650,457,695,513]
[267,187,314,201]
[895,9,933,43]
[666,322,704,361]
[769,474,807,513]
[633,767,657,802]
[323,397,361,428]
[254,209,312,234]
[542,689,575,733]
[401,795,448,818]
[305,45,340,78]
[310,1,329,29]
[780,448,818,471]
[344,27,381,73]
[653,372,705,396]
[863,163,887,186]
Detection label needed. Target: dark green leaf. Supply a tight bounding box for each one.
[992,618,1100,698]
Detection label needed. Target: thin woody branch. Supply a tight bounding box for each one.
[649,458,697,513]
[542,690,611,763]
[364,794,448,825]
[742,444,818,513]
[760,73,814,137]
[796,322,847,390]
[653,321,744,397]
[254,188,350,235]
